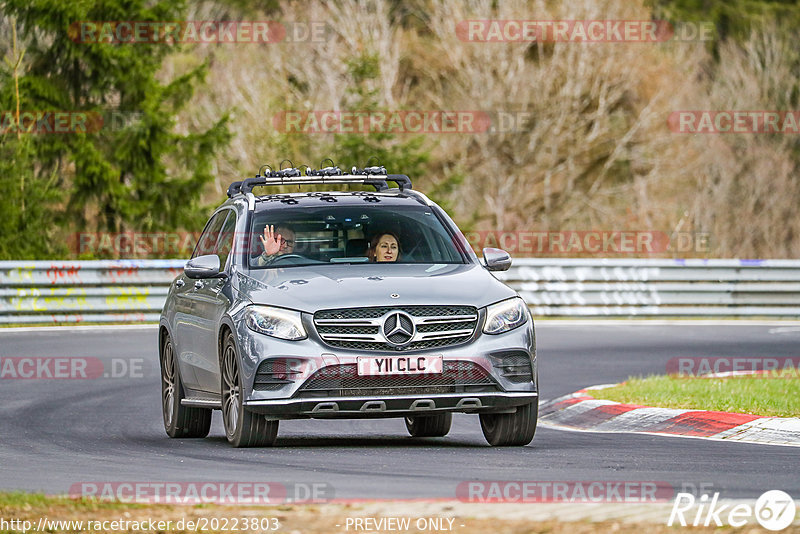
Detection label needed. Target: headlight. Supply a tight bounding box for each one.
[245,305,307,340]
[483,297,529,335]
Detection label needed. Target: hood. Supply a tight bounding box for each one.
[237,263,516,313]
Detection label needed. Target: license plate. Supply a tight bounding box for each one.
[357,356,444,376]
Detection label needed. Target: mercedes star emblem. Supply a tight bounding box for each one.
[382,311,415,346]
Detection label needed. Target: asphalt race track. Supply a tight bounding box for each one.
[1,323,798,500]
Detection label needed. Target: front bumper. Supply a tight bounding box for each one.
[232,307,537,418]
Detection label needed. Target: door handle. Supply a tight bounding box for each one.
[175,279,185,288]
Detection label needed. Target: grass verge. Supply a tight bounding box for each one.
[587,371,800,417]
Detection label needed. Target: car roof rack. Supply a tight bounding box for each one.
[226,160,412,198]
[227,181,244,197]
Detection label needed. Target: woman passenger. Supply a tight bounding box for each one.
[367,232,400,262]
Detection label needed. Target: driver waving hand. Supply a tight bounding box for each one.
[257,225,295,266]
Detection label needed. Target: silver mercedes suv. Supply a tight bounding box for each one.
[158,164,538,447]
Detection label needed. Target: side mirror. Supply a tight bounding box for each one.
[185,254,224,279]
[483,247,512,271]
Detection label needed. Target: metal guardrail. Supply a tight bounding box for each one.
[497,258,800,317]
[1,258,798,323]
[0,260,184,324]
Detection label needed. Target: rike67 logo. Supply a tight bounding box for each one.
[669,490,796,530]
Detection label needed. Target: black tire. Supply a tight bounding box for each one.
[405,412,452,437]
[479,400,538,446]
[221,332,279,447]
[160,333,212,438]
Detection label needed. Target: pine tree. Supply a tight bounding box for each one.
[0,0,230,259]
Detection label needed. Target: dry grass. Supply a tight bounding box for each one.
[689,29,800,258]
[166,0,799,258]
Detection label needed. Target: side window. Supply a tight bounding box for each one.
[191,211,227,259]
[214,211,237,269]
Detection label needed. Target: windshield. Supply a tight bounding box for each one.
[248,202,468,268]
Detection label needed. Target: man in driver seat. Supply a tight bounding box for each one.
[257,224,296,266]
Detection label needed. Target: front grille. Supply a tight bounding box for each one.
[314,305,479,352]
[295,361,500,397]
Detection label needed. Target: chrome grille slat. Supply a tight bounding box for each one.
[416,329,475,340]
[319,333,382,340]
[314,318,382,326]
[416,314,478,324]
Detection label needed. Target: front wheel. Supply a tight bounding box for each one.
[405,413,452,437]
[479,400,538,446]
[160,333,211,438]
[221,332,279,447]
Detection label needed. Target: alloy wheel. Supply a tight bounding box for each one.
[222,344,240,435]
[161,340,176,428]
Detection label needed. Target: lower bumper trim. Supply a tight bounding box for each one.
[243,392,538,418]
